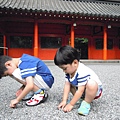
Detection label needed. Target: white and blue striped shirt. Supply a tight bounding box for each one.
[65,63,102,87]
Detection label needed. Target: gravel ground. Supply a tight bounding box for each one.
[0,63,120,120]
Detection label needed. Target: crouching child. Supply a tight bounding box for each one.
[54,45,103,116]
[0,54,54,108]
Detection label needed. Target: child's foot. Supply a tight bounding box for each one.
[26,89,48,106]
[78,100,90,116]
[22,91,34,101]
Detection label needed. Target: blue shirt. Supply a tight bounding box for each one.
[18,54,54,88]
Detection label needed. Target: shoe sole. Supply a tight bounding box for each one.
[25,93,48,106]
[78,112,86,116]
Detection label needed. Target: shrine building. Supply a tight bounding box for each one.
[0,0,120,60]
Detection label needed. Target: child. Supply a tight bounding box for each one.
[54,45,103,116]
[0,54,54,108]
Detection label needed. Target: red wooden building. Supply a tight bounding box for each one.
[0,0,120,60]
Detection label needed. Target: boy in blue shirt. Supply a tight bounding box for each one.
[0,54,54,108]
[54,45,103,116]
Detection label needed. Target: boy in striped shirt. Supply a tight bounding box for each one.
[54,45,102,116]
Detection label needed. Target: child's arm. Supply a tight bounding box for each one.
[58,81,70,109]
[70,85,85,106]
[10,76,34,108]
[63,85,85,112]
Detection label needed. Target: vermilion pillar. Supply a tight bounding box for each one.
[34,20,39,57]
[103,25,107,60]
[71,24,74,47]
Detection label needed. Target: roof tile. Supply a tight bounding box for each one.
[0,0,120,18]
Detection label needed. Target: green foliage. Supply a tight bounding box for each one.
[75,38,88,43]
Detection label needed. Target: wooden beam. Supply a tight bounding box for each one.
[0,16,120,27]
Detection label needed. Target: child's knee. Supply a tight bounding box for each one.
[86,80,98,91]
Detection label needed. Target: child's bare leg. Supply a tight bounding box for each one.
[15,78,27,96]
[16,83,40,96]
[78,80,98,115]
[84,80,98,103]
[16,85,25,97]
[70,84,76,95]
[15,76,42,92]
[32,84,40,92]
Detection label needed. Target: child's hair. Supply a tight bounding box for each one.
[54,45,80,66]
[0,55,12,79]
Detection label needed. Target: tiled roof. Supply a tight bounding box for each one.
[0,0,120,18]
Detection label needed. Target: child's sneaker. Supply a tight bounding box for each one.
[22,91,34,101]
[26,89,48,106]
[78,100,90,116]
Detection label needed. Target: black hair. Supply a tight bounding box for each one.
[0,55,12,79]
[54,45,80,66]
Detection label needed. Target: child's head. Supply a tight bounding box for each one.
[0,55,12,79]
[54,45,80,75]
[54,45,80,66]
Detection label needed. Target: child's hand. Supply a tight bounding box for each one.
[10,99,19,108]
[63,103,74,112]
[58,100,67,110]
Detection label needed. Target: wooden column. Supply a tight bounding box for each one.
[70,24,74,47]
[34,20,39,57]
[103,25,107,60]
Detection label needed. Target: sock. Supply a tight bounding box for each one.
[34,88,45,94]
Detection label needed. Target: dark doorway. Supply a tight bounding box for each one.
[75,38,88,59]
